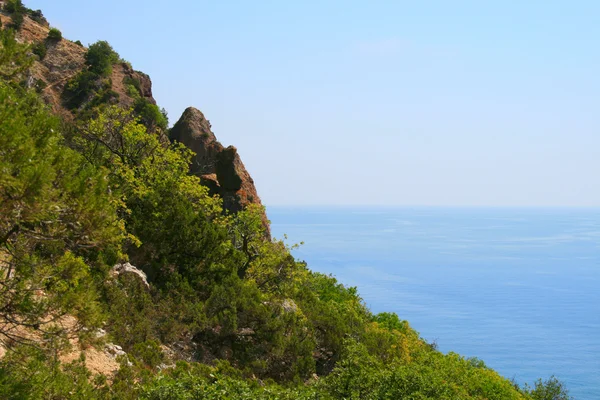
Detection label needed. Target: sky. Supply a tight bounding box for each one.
[26,1,600,206]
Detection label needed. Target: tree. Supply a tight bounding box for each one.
[85,40,120,76]
[47,27,62,41]
[524,376,571,400]
[0,32,124,351]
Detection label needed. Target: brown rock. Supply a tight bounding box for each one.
[170,107,270,237]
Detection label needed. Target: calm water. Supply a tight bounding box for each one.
[269,207,600,399]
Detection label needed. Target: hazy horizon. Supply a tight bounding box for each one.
[29,0,600,207]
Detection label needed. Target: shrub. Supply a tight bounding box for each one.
[34,78,47,93]
[3,0,23,13]
[31,41,47,60]
[74,40,83,47]
[29,9,45,24]
[85,40,120,76]
[134,97,168,131]
[47,27,62,41]
[63,70,102,109]
[523,376,571,400]
[9,11,24,29]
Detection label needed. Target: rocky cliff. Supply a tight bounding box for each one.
[170,108,270,236]
[2,10,270,235]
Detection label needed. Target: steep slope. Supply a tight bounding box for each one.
[1,9,267,227]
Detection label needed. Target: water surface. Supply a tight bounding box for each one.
[269,207,600,399]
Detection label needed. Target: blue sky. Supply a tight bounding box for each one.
[28,1,600,206]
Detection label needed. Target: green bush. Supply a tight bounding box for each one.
[85,40,120,76]
[9,11,24,29]
[31,41,47,59]
[47,27,62,41]
[3,0,23,13]
[74,39,83,46]
[134,97,168,131]
[28,9,45,24]
[523,376,570,400]
[62,70,102,109]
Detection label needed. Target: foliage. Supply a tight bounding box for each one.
[3,0,25,29]
[134,96,168,131]
[28,9,45,24]
[62,40,121,110]
[522,376,571,400]
[47,27,62,41]
[85,40,120,76]
[0,347,107,399]
[3,0,22,13]
[31,40,46,59]
[125,76,169,130]
[0,18,573,400]
[9,10,24,29]
[0,34,125,351]
[0,29,32,87]
[63,70,116,110]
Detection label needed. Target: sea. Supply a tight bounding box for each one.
[268,206,600,399]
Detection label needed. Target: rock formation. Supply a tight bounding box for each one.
[3,12,269,235]
[170,107,270,237]
[111,262,150,288]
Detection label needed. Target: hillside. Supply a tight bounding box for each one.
[0,2,569,399]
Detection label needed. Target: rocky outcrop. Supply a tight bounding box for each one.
[3,14,270,236]
[111,62,156,107]
[170,107,270,237]
[111,262,150,288]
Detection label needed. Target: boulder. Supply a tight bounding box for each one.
[111,262,149,288]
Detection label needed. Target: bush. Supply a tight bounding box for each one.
[34,78,47,93]
[62,70,102,109]
[3,0,23,13]
[74,40,83,47]
[85,40,120,76]
[523,376,571,400]
[29,9,45,24]
[9,11,24,29]
[134,97,168,131]
[47,27,62,41]
[31,41,47,60]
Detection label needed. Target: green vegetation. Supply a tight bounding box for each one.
[85,40,120,76]
[8,10,23,29]
[63,40,121,112]
[125,75,168,131]
[2,0,43,30]
[31,40,46,59]
[47,27,62,41]
[0,17,572,400]
[2,0,23,14]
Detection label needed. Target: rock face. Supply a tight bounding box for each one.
[170,107,270,236]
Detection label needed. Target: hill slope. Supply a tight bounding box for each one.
[0,2,569,399]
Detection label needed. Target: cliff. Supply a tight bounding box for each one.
[2,9,269,233]
[170,107,270,236]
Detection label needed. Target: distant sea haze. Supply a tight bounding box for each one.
[269,206,600,399]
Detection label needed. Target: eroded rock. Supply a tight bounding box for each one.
[170,107,270,237]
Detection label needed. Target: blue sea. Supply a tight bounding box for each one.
[269,207,600,399]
